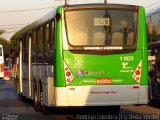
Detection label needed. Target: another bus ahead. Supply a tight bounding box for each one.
[148,41,160,103]
[147,7,160,104]
[0,45,4,78]
[11,3,148,113]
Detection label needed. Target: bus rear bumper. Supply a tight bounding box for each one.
[55,85,148,106]
[138,86,148,104]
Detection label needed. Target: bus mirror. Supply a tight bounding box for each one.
[56,13,61,21]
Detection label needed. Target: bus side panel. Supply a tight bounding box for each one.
[138,7,148,86]
[137,7,148,104]
[55,7,66,87]
[55,7,68,106]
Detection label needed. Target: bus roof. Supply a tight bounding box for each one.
[13,3,143,39]
[13,7,57,38]
[66,4,142,10]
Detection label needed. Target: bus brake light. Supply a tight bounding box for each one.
[132,60,142,83]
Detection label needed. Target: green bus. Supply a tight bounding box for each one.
[11,3,148,113]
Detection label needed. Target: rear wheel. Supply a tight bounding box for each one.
[39,82,50,115]
[18,94,26,101]
[33,80,41,112]
[41,104,50,115]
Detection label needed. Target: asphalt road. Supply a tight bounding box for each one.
[0,79,160,120]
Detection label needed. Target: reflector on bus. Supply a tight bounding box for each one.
[64,62,74,85]
[132,60,142,83]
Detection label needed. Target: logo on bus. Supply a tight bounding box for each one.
[96,78,112,84]
[76,70,105,77]
[85,71,105,76]
[76,70,84,77]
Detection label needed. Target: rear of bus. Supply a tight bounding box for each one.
[0,45,4,78]
[55,4,148,107]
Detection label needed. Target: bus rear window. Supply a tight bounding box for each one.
[65,9,138,49]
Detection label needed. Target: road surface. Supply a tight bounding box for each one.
[0,79,160,120]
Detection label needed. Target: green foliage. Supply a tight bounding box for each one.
[10,35,16,47]
[0,29,5,35]
[0,38,11,58]
[0,29,11,58]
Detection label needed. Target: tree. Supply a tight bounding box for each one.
[0,29,11,59]
[0,38,11,59]
[0,29,5,35]
[0,29,5,37]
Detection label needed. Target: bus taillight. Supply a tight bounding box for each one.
[135,6,139,11]
[1,63,4,72]
[64,62,74,85]
[66,71,71,77]
[132,60,142,83]
[135,70,140,75]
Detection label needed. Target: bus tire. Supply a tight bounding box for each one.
[33,80,41,112]
[41,105,50,115]
[39,81,50,115]
[18,94,26,101]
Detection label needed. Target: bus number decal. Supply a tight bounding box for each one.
[120,56,134,61]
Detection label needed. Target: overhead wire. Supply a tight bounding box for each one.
[1,0,159,38]
[0,6,55,39]
[0,7,53,13]
[0,26,26,30]
[0,23,29,27]
[0,2,62,39]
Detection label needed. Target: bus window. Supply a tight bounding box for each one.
[44,24,49,64]
[155,48,160,79]
[32,30,37,63]
[111,26,123,45]
[127,27,134,45]
[22,34,28,64]
[65,9,137,53]
[49,21,55,65]
[37,27,44,63]
[50,21,54,52]
[45,24,49,42]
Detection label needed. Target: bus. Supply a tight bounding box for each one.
[11,3,148,113]
[147,7,160,104]
[148,41,160,103]
[146,7,160,43]
[0,45,4,78]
